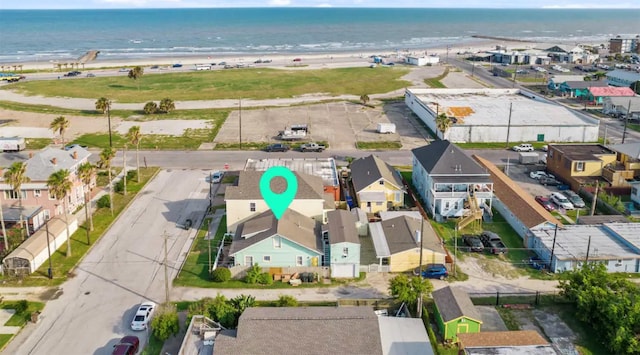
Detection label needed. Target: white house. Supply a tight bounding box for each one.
[405,56,439,66]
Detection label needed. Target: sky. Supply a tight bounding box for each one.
[1,0,639,9]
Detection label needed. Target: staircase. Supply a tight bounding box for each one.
[457,191,483,231]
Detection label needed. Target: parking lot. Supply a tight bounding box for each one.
[214,101,432,150]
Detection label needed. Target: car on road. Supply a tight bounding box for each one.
[414,264,448,280]
[529,170,554,180]
[512,143,534,152]
[172,63,183,68]
[118,68,129,72]
[265,143,290,152]
[150,65,159,69]
[535,195,556,211]
[538,176,561,186]
[112,336,139,355]
[131,301,155,331]
[210,171,224,184]
[550,192,574,210]
[64,71,81,77]
[562,190,585,208]
[515,69,529,74]
[86,73,96,77]
[293,58,302,62]
[462,234,484,252]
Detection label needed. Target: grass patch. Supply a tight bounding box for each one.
[221,175,237,184]
[141,334,164,355]
[543,304,610,355]
[1,301,45,326]
[25,138,52,150]
[0,334,13,351]
[355,141,402,150]
[214,142,269,150]
[424,67,449,88]
[628,123,640,133]
[173,216,222,287]
[0,167,159,286]
[72,128,216,150]
[457,141,550,150]
[6,67,410,103]
[495,307,521,330]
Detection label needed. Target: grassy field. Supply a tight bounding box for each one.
[6,67,410,103]
[423,67,449,88]
[355,141,402,150]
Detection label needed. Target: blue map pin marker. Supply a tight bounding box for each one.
[259,166,298,220]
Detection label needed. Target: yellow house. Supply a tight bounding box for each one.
[350,155,405,213]
[368,212,447,272]
[546,144,617,190]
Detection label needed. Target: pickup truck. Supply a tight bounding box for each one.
[480,231,508,254]
[300,142,325,152]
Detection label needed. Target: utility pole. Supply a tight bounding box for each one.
[549,223,558,272]
[163,231,170,304]
[585,235,592,262]
[122,145,127,196]
[107,100,113,148]
[208,230,212,278]
[622,100,631,144]
[46,218,53,279]
[239,99,242,150]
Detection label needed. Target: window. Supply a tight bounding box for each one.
[444,201,450,210]
[379,180,384,185]
[4,190,25,200]
[454,201,459,210]
[395,191,402,202]
[633,187,638,196]
[575,161,585,172]
[44,210,51,220]
[263,256,271,263]
[244,256,253,266]
[249,202,256,212]
[34,189,42,197]
[48,189,56,200]
[366,202,371,207]
[342,247,349,257]
[273,236,282,249]
[296,256,303,266]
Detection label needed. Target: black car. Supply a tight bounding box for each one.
[538,176,560,186]
[265,143,290,152]
[462,234,484,252]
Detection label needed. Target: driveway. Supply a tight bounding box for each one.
[2,169,211,355]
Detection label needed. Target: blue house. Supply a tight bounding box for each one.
[323,210,360,278]
[228,209,323,268]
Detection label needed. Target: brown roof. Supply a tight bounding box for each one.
[458,330,549,348]
[473,155,562,229]
[225,170,325,200]
[550,144,615,161]
[214,307,383,355]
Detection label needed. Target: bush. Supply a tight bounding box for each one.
[258,272,273,285]
[276,295,298,307]
[150,308,179,341]
[14,300,28,314]
[96,195,110,208]
[114,179,125,193]
[244,264,262,284]
[211,267,231,282]
[126,170,137,181]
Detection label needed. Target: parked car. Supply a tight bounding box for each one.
[535,195,556,211]
[462,234,484,252]
[293,58,302,62]
[541,145,548,152]
[550,192,574,210]
[118,68,129,72]
[112,336,139,355]
[512,143,534,152]
[529,170,554,180]
[86,73,96,77]
[414,264,448,280]
[209,171,224,184]
[265,143,290,152]
[539,176,561,186]
[130,301,156,331]
[480,231,508,254]
[562,190,586,208]
[218,61,227,66]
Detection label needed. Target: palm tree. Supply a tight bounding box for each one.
[47,169,73,257]
[0,192,8,251]
[78,162,96,242]
[359,94,370,107]
[99,147,116,216]
[159,98,175,114]
[95,97,113,147]
[143,102,158,114]
[4,162,30,239]
[127,126,142,183]
[435,113,453,139]
[50,116,70,148]
[128,66,144,90]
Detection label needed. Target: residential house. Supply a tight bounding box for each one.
[368,212,447,272]
[547,75,587,91]
[350,155,405,213]
[432,286,482,341]
[0,147,93,235]
[607,70,640,88]
[556,80,608,99]
[602,96,640,120]
[323,209,360,278]
[412,141,493,220]
[536,43,598,64]
[546,144,618,190]
[225,171,334,232]
[227,209,323,268]
[458,330,556,355]
[587,86,636,105]
[631,181,640,207]
[609,35,640,54]
[608,143,640,180]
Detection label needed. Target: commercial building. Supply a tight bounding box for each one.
[606,70,640,88]
[405,88,599,143]
[609,35,640,54]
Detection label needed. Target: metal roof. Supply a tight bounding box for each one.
[605,96,640,112]
[604,223,640,253]
[607,70,640,83]
[588,86,636,97]
[244,158,339,187]
[3,217,74,266]
[369,221,391,257]
[378,317,435,355]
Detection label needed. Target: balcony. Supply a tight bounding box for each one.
[602,164,635,187]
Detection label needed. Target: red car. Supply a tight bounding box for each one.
[293,58,302,62]
[112,336,139,355]
[535,195,556,211]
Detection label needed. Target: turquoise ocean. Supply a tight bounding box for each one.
[1,8,639,63]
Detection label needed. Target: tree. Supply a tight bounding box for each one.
[127,126,142,183]
[583,75,592,81]
[98,147,116,216]
[0,187,8,250]
[435,113,453,139]
[276,295,298,307]
[231,294,256,315]
[159,98,175,114]
[50,116,70,148]
[143,101,158,114]
[128,65,144,90]
[359,94,370,106]
[4,162,30,239]
[150,307,179,341]
[77,162,96,243]
[388,274,433,308]
[592,72,606,81]
[95,97,113,147]
[47,169,73,257]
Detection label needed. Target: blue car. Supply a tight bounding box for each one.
[172,63,183,68]
[415,264,448,280]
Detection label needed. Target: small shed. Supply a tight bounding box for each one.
[432,286,483,341]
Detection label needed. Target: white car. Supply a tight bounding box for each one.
[513,144,535,152]
[131,301,156,331]
[530,171,554,179]
[550,192,574,210]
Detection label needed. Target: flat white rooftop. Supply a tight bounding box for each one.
[604,223,640,253]
[408,88,597,127]
[244,158,339,187]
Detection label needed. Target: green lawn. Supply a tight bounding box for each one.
[25,138,52,150]
[1,301,45,326]
[5,67,410,103]
[423,67,449,88]
[0,334,13,352]
[355,141,402,150]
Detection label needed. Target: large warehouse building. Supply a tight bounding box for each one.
[405,88,600,143]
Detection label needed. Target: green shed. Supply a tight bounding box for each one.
[432,286,483,341]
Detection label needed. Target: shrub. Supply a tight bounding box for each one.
[211,267,231,282]
[126,170,137,181]
[96,195,110,208]
[276,295,298,307]
[258,272,273,285]
[150,307,179,341]
[114,179,125,193]
[143,101,158,114]
[244,264,262,284]
[14,300,28,314]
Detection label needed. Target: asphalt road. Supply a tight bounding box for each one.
[2,169,211,355]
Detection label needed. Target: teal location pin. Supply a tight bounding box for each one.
[259,166,298,220]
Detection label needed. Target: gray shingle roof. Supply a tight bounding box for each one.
[432,286,482,323]
[225,171,324,200]
[229,209,322,255]
[562,81,608,89]
[213,307,384,355]
[380,215,445,255]
[412,141,488,176]
[20,147,91,181]
[609,143,640,160]
[326,209,359,244]
[350,155,404,193]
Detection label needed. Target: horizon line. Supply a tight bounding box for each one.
[1,6,640,10]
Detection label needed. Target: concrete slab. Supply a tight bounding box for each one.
[0,127,53,138]
[475,306,508,331]
[115,120,212,136]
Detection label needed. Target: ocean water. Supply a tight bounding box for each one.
[0,8,639,63]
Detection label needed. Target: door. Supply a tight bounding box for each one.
[244,256,253,266]
[456,323,469,334]
[331,264,356,278]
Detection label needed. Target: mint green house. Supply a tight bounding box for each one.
[432,286,483,341]
[323,210,361,278]
[229,209,323,268]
